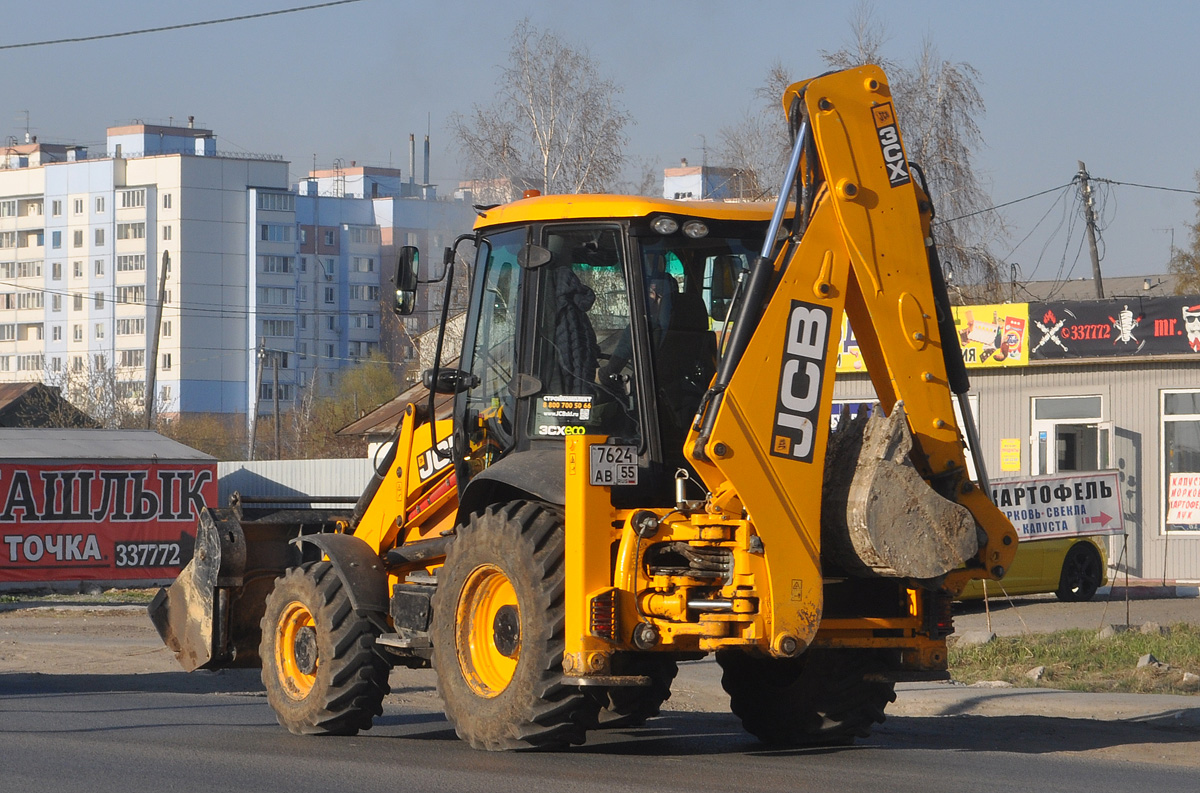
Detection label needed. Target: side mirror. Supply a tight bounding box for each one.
[423,367,480,395]
[393,246,420,316]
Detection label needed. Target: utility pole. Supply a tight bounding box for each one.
[249,340,266,460]
[145,251,170,429]
[272,353,280,460]
[1078,161,1105,299]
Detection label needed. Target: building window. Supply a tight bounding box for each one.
[72,356,82,372]
[297,285,308,303]
[94,292,104,309]
[73,294,83,312]
[261,319,296,336]
[73,198,84,215]
[116,285,145,304]
[162,193,172,209]
[299,228,308,245]
[116,318,145,335]
[325,286,336,304]
[0,200,15,217]
[326,316,335,331]
[95,228,105,246]
[17,354,44,372]
[162,321,171,337]
[95,323,105,339]
[52,230,62,249]
[0,324,13,341]
[95,259,105,276]
[117,254,146,272]
[117,349,145,368]
[256,192,295,211]
[323,229,335,246]
[1163,390,1200,534]
[260,224,294,242]
[256,286,294,305]
[1030,396,1107,476]
[73,230,83,248]
[325,344,335,359]
[161,353,172,370]
[73,260,83,277]
[51,295,61,312]
[119,189,145,209]
[52,200,62,216]
[259,255,294,273]
[0,232,13,249]
[348,227,381,244]
[162,224,172,241]
[51,325,62,341]
[116,222,145,240]
[298,256,308,273]
[349,285,380,301]
[52,262,62,280]
[353,256,375,273]
[96,196,105,213]
[17,292,43,309]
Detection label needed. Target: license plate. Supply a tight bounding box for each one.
[589,444,638,487]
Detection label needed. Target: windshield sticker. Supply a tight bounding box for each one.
[541,395,593,421]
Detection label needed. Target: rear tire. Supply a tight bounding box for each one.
[1055,543,1102,602]
[431,501,599,750]
[260,562,391,736]
[719,648,895,746]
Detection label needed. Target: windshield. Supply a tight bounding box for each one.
[528,226,641,444]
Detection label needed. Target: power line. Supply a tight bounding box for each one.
[935,182,1077,225]
[0,1,366,51]
[1094,178,1200,196]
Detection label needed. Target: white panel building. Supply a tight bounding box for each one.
[0,124,474,425]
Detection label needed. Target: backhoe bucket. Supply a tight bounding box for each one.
[148,505,342,671]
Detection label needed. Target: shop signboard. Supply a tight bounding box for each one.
[0,462,217,583]
[991,471,1123,541]
[1028,296,1200,360]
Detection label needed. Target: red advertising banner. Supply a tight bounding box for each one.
[0,462,217,583]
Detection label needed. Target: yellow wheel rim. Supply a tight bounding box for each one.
[276,600,318,699]
[456,564,520,697]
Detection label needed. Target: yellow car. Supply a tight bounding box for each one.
[957,536,1108,602]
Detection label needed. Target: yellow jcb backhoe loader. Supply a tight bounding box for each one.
[150,64,1016,750]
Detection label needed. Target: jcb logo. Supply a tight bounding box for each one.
[770,301,831,463]
[416,437,454,481]
[873,103,910,188]
[538,425,585,437]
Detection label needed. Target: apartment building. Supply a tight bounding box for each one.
[0,124,474,426]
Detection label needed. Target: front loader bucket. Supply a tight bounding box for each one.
[149,505,342,671]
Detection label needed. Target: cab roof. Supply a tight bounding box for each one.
[473,193,783,230]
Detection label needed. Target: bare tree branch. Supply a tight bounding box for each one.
[451,19,630,202]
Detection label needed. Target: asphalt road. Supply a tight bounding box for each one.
[2,666,1199,793]
[1,599,1198,792]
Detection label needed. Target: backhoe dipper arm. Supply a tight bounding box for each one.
[685,66,1017,657]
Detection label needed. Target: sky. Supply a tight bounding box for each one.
[2,0,1197,285]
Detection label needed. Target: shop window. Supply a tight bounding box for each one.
[1162,390,1200,533]
[1031,395,1109,475]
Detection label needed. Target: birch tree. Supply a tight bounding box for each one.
[451,20,631,202]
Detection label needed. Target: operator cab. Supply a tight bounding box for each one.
[399,199,770,507]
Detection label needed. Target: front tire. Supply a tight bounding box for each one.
[431,501,599,750]
[259,562,391,735]
[719,648,895,746]
[1055,543,1102,602]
